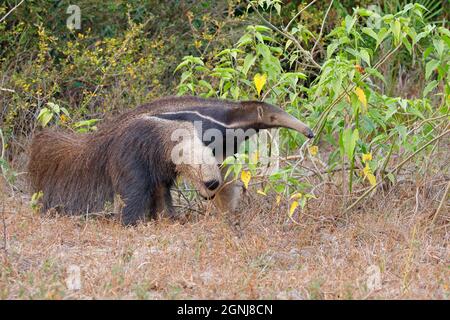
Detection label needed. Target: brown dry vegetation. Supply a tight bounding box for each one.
[1,161,448,299]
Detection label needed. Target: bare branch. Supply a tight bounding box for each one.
[0,0,25,24]
[284,0,319,31]
[0,87,16,93]
[311,0,334,56]
[431,180,450,226]
[246,0,321,69]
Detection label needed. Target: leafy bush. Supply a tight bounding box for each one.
[175,1,449,217]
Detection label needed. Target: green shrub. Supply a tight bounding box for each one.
[175,1,449,215]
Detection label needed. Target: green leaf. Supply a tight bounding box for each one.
[386,173,396,184]
[365,67,386,84]
[384,105,397,121]
[37,108,53,127]
[46,102,60,114]
[231,86,240,100]
[438,26,450,38]
[425,59,439,80]
[73,119,100,128]
[345,15,357,34]
[241,54,256,76]
[327,41,340,59]
[179,71,192,84]
[198,80,213,91]
[433,39,445,59]
[357,8,374,17]
[423,80,438,97]
[423,46,434,60]
[360,49,371,66]
[402,37,412,54]
[60,107,70,117]
[254,25,271,33]
[236,33,253,47]
[274,3,281,15]
[376,28,390,48]
[362,27,378,42]
[392,19,401,45]
[341,128,359,161]
[345,47,360,59]
[414,25,434,45]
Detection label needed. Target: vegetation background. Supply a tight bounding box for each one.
[0,0,449,299]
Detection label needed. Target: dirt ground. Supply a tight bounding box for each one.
[0,175,448,300]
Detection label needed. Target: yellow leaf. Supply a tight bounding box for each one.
[362,163,372,177]
[257,189,266,196]
[308,145,318,156]
[253,73,267,96]
[362,164,377,186]
[289,201,299,217]
[276,195,281,205]
[290,192,302,200]
[240,170,251,189]
[362,153,372,162]
[367,173,377,186]
[355,87,367,111]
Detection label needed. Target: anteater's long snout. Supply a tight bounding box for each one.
[277,112,314,139]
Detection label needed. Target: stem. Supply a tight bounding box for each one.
[380,142,395,180]
[0,129,6,178]
[349,108,360,193]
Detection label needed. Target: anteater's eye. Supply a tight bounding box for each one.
[270,115,277,122]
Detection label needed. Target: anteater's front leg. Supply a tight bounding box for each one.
[155,183,176,218]
[111,163,156,226]
[121,188,155,226]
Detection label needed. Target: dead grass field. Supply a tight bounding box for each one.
[1,169,448,300]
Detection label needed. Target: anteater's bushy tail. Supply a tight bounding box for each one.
[28,130,114,214]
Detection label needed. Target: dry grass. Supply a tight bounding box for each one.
[1,172,448,300]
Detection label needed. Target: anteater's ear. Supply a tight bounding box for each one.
[257,105,264,120]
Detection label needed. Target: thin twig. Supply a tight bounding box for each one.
[430,180,450,226]
[311,0,334,56]
[284,0,319,31]
[1,195,7,263]
[0,87,15,93]
[246,0,321,69]
[0,0,25,24]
